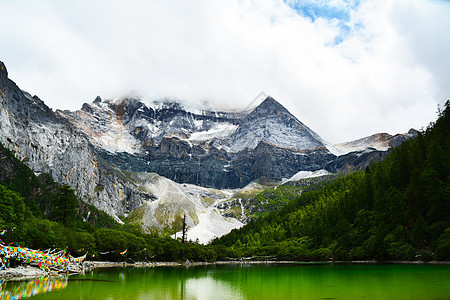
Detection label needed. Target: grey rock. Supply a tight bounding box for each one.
[61,95,335,189]
[0,61,7,80]
[0,61,155,221]
[388,128,418,148]
[325,148,389,173]
[227,96,325,153]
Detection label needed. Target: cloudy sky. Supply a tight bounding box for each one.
[1,0,449,143]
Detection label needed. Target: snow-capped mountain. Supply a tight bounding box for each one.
[324,130,418,173]
[0,62,158,223]
[328,131,418,156]
[59,96,242,155]
[0,61,418,242]
[59,95,335,189]
[226,96,326,153]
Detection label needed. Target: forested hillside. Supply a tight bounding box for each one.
[1,101,448,262]
[213,101,450,261]
[0,143,217,262]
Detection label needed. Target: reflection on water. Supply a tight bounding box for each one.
[1,264,449,299]
[184,276,242,299]
[0,276,68,299]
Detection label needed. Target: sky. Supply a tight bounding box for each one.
[1,0,449,143]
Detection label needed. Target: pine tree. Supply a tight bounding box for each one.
[182,214,187,244]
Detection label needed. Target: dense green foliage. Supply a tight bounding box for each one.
[0,143,117,228]
[0,178,219,262]
[250,174,338,219]
[0,144,217,262]
[0,185,25,228]
[213,101,450,261]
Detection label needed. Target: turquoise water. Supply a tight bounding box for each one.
[1,263,449,299]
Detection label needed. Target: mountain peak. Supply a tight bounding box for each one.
[228,96,327,153]
[93,95,102,104]
[0,61,8,80]
[252,96,290,116]
[260,95,280,106]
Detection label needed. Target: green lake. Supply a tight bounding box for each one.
[1,263,449,299]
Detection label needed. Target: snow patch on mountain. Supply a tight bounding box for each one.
[227,97,327,153]
[126,173,244,244]
[284,169,330,183]
[96,127,141,154]
[326,133,392,156]
[59,100,142,154]
[227,118,322,153]
[173,204,243,244]
[330,142,389,156]
[188,123,238,141]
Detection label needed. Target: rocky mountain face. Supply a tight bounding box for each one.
[0,61,253,241]
[0,62,95,197]
[329,130,418,156]
[226,97,325,152]
[325,130,418,172]
[0,61,418,242]
[59,96,336,189]
[0,62,154,222]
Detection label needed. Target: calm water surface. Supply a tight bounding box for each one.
[1,263,449,299]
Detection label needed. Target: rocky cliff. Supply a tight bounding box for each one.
[325,129,418,173]
[0,62,153,221]
[0,62,249,240]
[59,95,336,188]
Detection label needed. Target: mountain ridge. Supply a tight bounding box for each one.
[58,94,337,188]
[226,96,326,153]
[0,62,153,223]
[0,61,418,241]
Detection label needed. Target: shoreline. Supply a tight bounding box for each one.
[2,260,449,281]
[83,259,450,270]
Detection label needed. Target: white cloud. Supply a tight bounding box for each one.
[0,0,448,143]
